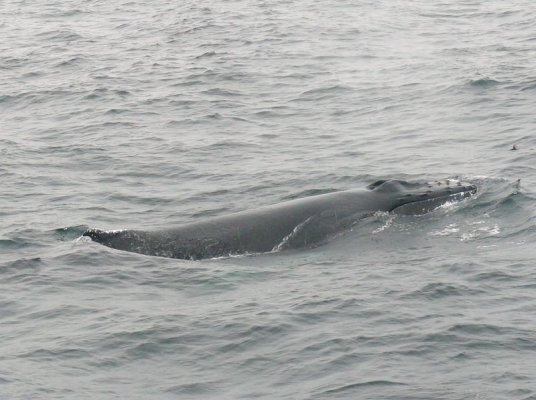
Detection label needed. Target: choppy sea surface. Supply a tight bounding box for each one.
[2,0,536,398]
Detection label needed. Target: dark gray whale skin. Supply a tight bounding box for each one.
[83,179,477,260]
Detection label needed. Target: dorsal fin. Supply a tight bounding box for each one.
[367,180,387,190]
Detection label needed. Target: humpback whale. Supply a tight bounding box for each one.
[83,179,477,260]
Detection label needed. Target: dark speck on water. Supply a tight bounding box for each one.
[1,1,536,399]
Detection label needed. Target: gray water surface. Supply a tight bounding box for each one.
[2,0,536,399]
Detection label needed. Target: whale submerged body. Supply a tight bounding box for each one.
[83,179,477,260]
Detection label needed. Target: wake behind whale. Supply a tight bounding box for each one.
[83,179,477,260]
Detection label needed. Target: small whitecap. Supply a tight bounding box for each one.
[372,211,395,234]
[461,232,476,241]
[461,224,500,241]
[431,223,459,236]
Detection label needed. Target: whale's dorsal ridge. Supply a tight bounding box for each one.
[367,180,388,190]
[367,179,409,192]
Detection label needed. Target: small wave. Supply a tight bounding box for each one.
[201,140,257,150]
[35,29,83,42]
[301,85,353,95]
[468,78,500,88]
[104,108,128,115]
[20,347,91,361]
[192,207,231,218]
[54,225,88,241]
[252,109,298,118]
[167,99,197,106]
[460,223,500,241]
[471,270,520,283]
[172,23,216,36]
[166,118,197,126]
[21,71,43,79]
[0,94,15,104]
[194,51,216,59]
[166,381,220,395]
[0,238,25,249]
[404,282,483,300]
[323,380,407,394]
[1,257,42,271]
[202,88,242,97]
[0,89,78,107]
[55,57,84,67]
[293,85,353,102]
[520,79,536,91]
[447,323,513,336]
[0,56,29,70]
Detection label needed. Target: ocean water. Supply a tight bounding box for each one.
[2,0,536,398]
